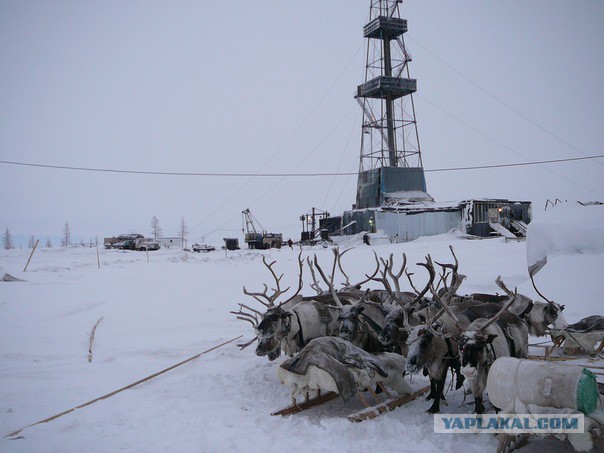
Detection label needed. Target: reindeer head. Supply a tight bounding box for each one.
[529,270,568,331]
[230,253,304,357]
[405,325,438,374]
[459,329,497,379]
[544,301,568,329]
[459,276,517,379]
[255,306,290,360]
[379,305,410,349]
[337,304,364,343]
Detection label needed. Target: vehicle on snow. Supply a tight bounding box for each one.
[192,243,216,253]
[135,238,160,251]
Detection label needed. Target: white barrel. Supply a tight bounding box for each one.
[487,357,598,414]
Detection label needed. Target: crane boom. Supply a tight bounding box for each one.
[241,208,282,250]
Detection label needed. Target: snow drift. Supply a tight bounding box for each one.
[527,202,604,275]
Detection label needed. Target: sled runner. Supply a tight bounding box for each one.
[271,385,429,422]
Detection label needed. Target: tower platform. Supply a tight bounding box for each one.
[356,76,416,100]
[363,16,408,39]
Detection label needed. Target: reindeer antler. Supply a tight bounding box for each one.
[356,250,381,289]
[236,337,258,350]
[242,256,291,308]
[373,255,395,300]
[386,253,407,296]
[411,255,437,304]
[230,303,261,347]
[313,252,343,307]
[434,245,459,292]
[306,256,324,295]
[430,275,466,331]
[335,247,353,288]
[480,276,517,331]
[495,275,516,298]
[427,255,466,332]
[278,251,304,307]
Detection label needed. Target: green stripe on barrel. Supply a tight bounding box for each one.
[576,368,599,415]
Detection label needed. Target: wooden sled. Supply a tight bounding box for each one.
[271,385,430,422]
[271,391,339,416]
[545,328,604,358]
[348,386,430,422]
[528,355,604,379]
[528,354,578,362]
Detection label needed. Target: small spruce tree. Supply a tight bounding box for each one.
[62,222,71,247]
[3,228,14,250]
[150,216,162,241]
[179,217,189,247]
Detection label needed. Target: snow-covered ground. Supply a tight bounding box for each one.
[1,204,603,452]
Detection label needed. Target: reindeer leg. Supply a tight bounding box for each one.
[474,394,485,414]
[426,378,437,401]
[454,368,465,390]
[427,376,446,414]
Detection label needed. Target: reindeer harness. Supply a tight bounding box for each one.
[283,302,335,350]
[518,301,534,328]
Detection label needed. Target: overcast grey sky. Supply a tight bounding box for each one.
[1,1,603,246]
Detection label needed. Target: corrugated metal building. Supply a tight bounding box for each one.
[327,195,532,242]
[355,167,427,209]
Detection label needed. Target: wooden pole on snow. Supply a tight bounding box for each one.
[23,239,39,272]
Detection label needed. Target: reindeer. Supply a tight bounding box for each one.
[405,302,513,413]
[379,306,412,355]
[337,295,390,353]
[231,253,341,361]
[377,253,434,356]
[309,248,387,353]
[403,255,473,413]
[467,293,509,304]
[232,248,380,361]
[403,251,520,414]
[379,248,503,357]
[448,278,529,414]
[377,248,454,355]
[495,274,568,337]
[333,252,411,354]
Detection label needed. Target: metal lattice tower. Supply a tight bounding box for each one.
[357,0,422,172]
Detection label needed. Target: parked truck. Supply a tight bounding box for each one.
[104,234,158,251]
[105,234,143,250]
[134,237,160,251]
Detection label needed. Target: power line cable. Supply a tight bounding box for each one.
[187,40,365,236]
[199,105,358,240]
[2,154,602,177]
[408,36,603,167]
[416,94,602,196]
[320,109,359,210]
[331,158,358,214]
